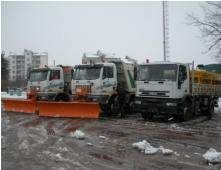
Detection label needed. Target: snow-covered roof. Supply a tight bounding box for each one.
[8,50,48,56]
[83,50,116,58]
[9,52,24,56]
[33,52,48,56]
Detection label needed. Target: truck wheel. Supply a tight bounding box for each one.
[179,101,192,122]
[124,100,134,115]
[141,112,153,120]
[100,104,109,117]
[109,96,120,115]
[206,101,214,116]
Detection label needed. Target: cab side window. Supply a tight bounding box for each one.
[102,67,113,79]
[179,65,187,81]
[50,70,60,80]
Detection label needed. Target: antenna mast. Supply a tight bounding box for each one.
[163,1,170,62]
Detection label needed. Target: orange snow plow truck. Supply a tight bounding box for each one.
[2,65,100,118]
[2,51,137,118]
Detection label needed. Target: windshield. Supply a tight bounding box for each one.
[29,70,48,82]
[137,64,178,81]
[73,67,101,80]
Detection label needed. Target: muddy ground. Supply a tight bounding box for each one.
[1,105,221,170]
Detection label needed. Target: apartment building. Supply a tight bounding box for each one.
[8,49,48,81]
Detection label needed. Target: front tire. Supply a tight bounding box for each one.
[141,112,153,120]
[178,101,192,122]
[109,96,120,115]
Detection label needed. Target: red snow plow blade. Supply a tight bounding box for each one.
[37,101,100,118]
[1,98,36,114]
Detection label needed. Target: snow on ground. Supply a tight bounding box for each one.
[1,91,27,99]
[86,142,93,146]
[132,140,174,155]
[99,135,108,140]
[203,148,221,163]
[70,130,85,139]
[19,140,29,150]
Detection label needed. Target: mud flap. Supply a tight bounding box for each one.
[2,98,36,114]
[37,101,100,118]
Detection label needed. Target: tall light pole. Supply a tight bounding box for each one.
[163,1,170,62]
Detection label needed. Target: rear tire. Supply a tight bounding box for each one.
[205,101,214,116]
[125,98,135,115]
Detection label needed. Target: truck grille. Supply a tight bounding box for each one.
[30,86,40,90]
[139,90,169,97]
[75,85,91,93]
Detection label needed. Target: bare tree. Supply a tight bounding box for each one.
[187,2,221,63]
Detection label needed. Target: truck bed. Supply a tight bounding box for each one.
[192,83,221,96]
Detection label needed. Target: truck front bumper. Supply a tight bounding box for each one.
[134,97,182,115]
[88,95,110,104]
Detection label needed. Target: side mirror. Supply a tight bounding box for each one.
[49,72,53,81]
[183,72,187,80]
[134,67,137,80]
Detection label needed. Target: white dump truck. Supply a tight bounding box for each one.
[72,51,137,116]
[134,61,221,121]
[27,65,73,101]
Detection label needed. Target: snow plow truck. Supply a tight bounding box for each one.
[72,51,137,116]
[2,51,137,118]
[134,61,221,121]
[1,65,87,117]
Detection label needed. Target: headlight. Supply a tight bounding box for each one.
[135,100,141,104]
[166,102,177,106]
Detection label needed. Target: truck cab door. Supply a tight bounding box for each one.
[49,69,63,92]
[177,65,189,98]
[101,66,117,93]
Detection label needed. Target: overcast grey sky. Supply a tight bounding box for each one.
[1,1,214,66]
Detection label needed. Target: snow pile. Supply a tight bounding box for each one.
[70,130,85,139]
[203,148,221,163]
[185,155,191,158]
[159,146,173,155]
[99,136,108,140]
[132,140,173,155]
[86,142,93,146]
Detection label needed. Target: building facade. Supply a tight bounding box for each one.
[8,49,48,81]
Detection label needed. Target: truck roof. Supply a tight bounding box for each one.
[75,63,115,68]
[140,61,188,65]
